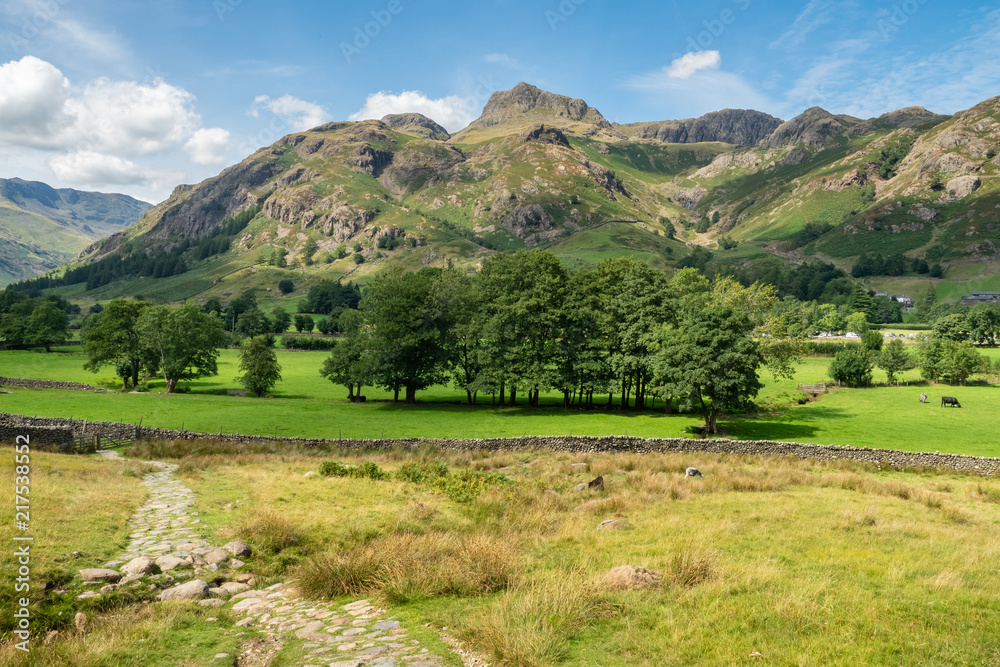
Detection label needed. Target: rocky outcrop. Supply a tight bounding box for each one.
[518,124,571,148]
[766,107,859,147]
[617,109,783,147]
[380,113,450,140]
[478,82,612,129]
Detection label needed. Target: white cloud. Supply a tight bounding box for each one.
[665,51,721,79]
[349,90,476,133]
[628,56,776,118]
[49,151,155,186]
[185,128,232,166]
[250,94,328,132]
[67,77,201,156]
[0,56,71,146]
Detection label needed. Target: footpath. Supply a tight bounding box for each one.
[75,451,463,667]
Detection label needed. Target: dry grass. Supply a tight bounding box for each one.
[222,508,301,553]
[295,531,518,603]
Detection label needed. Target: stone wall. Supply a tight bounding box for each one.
[0,424,74,450]
[1,412,998,476]
[0,376,99,391]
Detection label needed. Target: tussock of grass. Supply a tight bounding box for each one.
[458,579,616,667]
[295,531,518,603]
[223,508,301,553]
[666,546,719,588]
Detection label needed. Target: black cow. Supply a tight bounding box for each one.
[941,396,961,408]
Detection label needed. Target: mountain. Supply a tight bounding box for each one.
[616,109,783,147]
[0,178,150,285]
[380,113,451,141]
[29,83,1000,308]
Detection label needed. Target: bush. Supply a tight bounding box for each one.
[396,461,450,484]
[278,279,295,294]
[828,346,874,387]
[318,460,389,480]
[352,253,365,265]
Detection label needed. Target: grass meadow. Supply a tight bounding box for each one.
[2,348,1000,455]
[98,440,1000,666]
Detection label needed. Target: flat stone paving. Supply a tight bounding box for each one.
[92,451,458,666]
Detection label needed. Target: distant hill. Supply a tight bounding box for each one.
[26,82,1000,309]
[0,178,150,285]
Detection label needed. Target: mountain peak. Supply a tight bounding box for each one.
[480,82,607,125]
[380,113,451,140]
[616,109,783,147]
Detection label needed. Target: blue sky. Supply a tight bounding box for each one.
[0,0,998,203]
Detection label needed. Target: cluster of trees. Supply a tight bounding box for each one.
[318,251,798,433]
[828,320,993,388]
[851,252,942,278]
[725,260,854,304]
[0,292,76,351]
[83,300,226,392]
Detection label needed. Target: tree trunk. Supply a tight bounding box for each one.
[563,390,570,409]
[466,389,473,405]
[499,380,505,406]
[508,384,517,406]
[393,386,400,402]
[347,383,355,400]
[405,385,416,404]
[165,378,178,393]
[607,392,613,407]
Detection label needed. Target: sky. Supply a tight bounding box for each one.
[0,0,998,204]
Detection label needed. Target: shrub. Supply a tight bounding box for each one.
[318,460,389,480]
[396,461,450,484]
[828,346,874,387]
[319,460,349,477]
[281,336,336,350]
[278,279,295,294]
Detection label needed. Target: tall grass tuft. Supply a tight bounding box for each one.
[666,546,719,588]
[224,509,301,553]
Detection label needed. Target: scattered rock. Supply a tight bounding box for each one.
[199,598,226,608]
[204,548,230,564]
[601,565,663,591]
[100,584,119,594]
[208,587,231,599]
[120,557,156,577]
[228,558,246,569]
[232,597,264,611]
[74,612,87,633]
[76,591,100,600]
[224,541,252,558]
[597,519,629,531]
[543,489,561,497]
[154,555,189,571]
[78,568,121,583]
[156,579,210,601]
[220,582,251,595]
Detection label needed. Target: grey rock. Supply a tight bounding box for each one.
[199,598,225,607]
[618,109,783,147]
[156,579,210,601]
[204,548,230,564]
[223,541,252,558]
[78,568,121,583]
[120,557,156,577]
[154,555,189,571]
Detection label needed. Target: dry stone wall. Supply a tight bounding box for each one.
[0,376,99,391]
[2,412,998,476]
[0,424,74,449]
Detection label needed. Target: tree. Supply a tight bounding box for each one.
[828,347,874,387]
[861,330,883,353]
[319,309,370,401]
[82,299,153,388]
[293,314,315,333]
[136,303,226,393]
[933,313,969,341]
[278,279,295,294]
[929,263,943,278]
[938,340,989,385]
[361,266,452,403]
[848,283,877,320]
[913,284,937,322]
[236,336,282,397]
[966,303,1000,346]
[300,238,319,266]
[271,307,292,333]
[235,307,272,339]
[845,311,869,335]
[876,339,915,384]
[651,305,763,434]
[26,301,70,352]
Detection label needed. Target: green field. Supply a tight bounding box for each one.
[3,348,1000,455]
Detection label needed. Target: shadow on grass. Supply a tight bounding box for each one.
[724,405,854,441]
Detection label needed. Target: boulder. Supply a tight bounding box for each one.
[156,579,210,601]
[946,175,981,199]
[223,541,252,558]
[155,555,189,571]
[208,587,231,599]
[601,565,662,591]
[120,557,156,577]
[74,612,87,633]
[220,582,251,595]
[204,549,230,564]
[198,599,225,608]
[228,558,245,569]
[78,568,121,583]
[231,597,263,611]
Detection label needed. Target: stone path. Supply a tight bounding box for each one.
[80,452,461,667]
